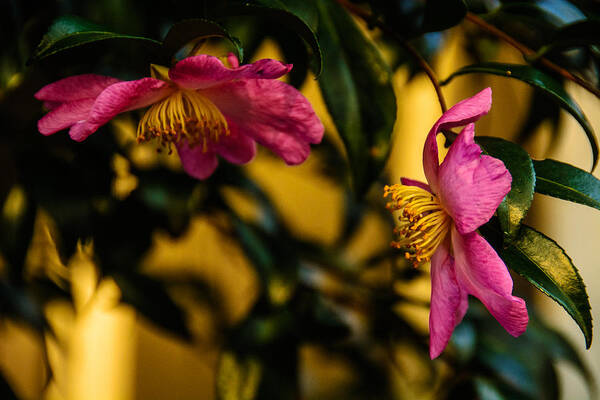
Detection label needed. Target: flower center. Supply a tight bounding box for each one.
[383,184,451,267]
[136,90,230,154]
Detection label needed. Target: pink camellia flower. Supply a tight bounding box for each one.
[35,53,324,179]
[383,88,528,359]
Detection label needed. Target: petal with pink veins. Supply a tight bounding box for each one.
[176,142,219,180]
[34,74,121,102]
[68,78,173,142]
[38,98,96,136]
[214,120,257,164]
[451,227,528,337]
[437,124,512,234]
[202,79,323,164]
[423,87,493,193]
[169,55,292,90]
[429,242,469,359]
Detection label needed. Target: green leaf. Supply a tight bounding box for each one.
[0,186,36,281]
[0,372,18,400]
[217,350,262,400]
[316,0,396,196]
[113,273,191,340]
[533,158,600,210]
[532,19,600,60]
[477,137,535,239]
[161,18,244,63]
[232,0,322,75]
[441,62,598,170]
[473,377,508,400]
[479,223,593,348]
[30,15,161,63]
[369,0,466,37]
[528,319,596,396]
[421,0,467,33]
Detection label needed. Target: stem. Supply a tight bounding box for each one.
[465,12,600,100]
[335,0,448,113]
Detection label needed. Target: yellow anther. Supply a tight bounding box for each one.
[384,183,451,268]
[137,90,229,151]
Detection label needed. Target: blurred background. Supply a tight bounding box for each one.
[1,0,599,399]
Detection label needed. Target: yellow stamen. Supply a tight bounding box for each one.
[383,184,451,267]
[136,90,230,154]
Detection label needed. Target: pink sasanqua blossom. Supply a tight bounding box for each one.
[35,54,324,179]
[384,88,528,359]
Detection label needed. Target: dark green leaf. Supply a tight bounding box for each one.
[369,0,466,37]
[113,273,191,340]
[479,223,592,348]
[473,377,508,400]
[316,0,396,196]
[231,0,322,75]
[441,62,598,170]
[421,0,467,33]
[30,15,161,63]
[0,372,18,400]
[477,137,535,239]
[216,350,262,400]
[528,319,596,396]
[0,186,36,282]
[0,280,45,332]
[533,158,600,210]
[161,18,243,63]
[533,19,600,59]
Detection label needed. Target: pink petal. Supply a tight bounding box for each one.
[400,178,432,193]
[176,142,219,180]
[34,74,121,102]
[437,124,512,234]
[214,120,257,164]
[423,88,492,193]
[37,98,96,135]
[202,80,324,165]
[169,55,292,90]
[429,242,469,359]
[451,227,528,337]
[68,78,173,142]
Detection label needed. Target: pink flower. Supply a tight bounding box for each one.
[35,54,324,179]
[383,88,528,359]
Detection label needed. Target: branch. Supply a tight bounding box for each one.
[465,12,600,100]
[335,0,447,113]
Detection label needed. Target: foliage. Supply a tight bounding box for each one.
[1,0,599,398]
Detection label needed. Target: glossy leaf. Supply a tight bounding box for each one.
[480,223,592,348]
[533,19,600,59]
[534,158,600,210]
[30,15,161,63]
[477,137,535,239]
[316,0,396,196]
[368,0,466,37]
[217,350,262,400]
[161,18,243,62]
[230,0,322,75]
[441,62,598,170]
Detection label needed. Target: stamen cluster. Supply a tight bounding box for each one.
[383,184,451,267]
[136,90,230,154]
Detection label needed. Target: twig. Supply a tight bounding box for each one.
[335,0,448,113]
[465,12,600,100]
